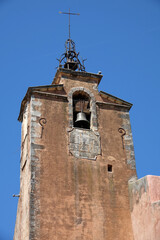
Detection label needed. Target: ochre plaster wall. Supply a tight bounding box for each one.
[28,74,136,240]
[129,175,160,240]
[14,71,137,240]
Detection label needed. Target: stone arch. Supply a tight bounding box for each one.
[68,87,98,131]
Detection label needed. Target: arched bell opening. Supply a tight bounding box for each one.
[73,92,91,129]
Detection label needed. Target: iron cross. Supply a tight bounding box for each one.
[59,9,80,39]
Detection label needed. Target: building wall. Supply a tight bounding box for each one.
[28,74,136,240]
[14,103,31,240]
[14,71,137,240]
[129,175,160,240]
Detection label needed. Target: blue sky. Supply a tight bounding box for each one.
[0,0,160,239]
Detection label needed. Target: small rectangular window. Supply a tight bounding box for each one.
[108,164,112,172]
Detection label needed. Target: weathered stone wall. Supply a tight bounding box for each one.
[97,105,136,240]
[32,94,69,240]
[69,128,101,160]
[27,74,136,240]
[129,175,160,240]
[14,103,31,240]
[14,70,137,240]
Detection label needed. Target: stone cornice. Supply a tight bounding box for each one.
[52,68,103,85]
[18,84,65,122]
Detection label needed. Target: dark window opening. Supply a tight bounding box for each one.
[73,92,90,129]
[108,164,112,172]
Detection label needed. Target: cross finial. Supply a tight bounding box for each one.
[59,9,80,40]
[58,9,85,71]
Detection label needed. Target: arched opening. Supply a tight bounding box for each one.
[73,91,90,129]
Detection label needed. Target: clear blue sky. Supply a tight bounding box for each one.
[0,0,160,239]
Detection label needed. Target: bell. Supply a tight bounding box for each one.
[75,112,89,129]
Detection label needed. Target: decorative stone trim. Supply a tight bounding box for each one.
[69,128,101,160]
[119,112,136,170]
[68,87,101,160]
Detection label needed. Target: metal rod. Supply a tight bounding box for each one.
[69,8,70,40]
[59,11,80,15]
[13,194,20,197]
[59,9,80,42]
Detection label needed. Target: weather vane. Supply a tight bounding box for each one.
[58,9,86,72]
[59,8,80,40]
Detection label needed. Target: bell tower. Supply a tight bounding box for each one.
[14,13,137,240]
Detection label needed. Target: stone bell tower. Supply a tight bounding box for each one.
[14,31,137,240]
